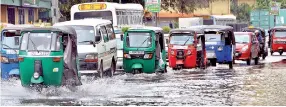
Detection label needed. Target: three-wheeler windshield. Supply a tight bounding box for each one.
[20,33,59,51]
[1,34,20,49]
[235,34,250,44]
[205,34,224,42]
[274,30,286,38]
[170,33,194,45]
[126,32,152,48]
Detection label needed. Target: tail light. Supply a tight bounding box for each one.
[53,57,61,62]
[84,54,98,62]
[18,57,24,62]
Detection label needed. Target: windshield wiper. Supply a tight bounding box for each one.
[28,33,39,53]
[183,37,191,45]
[1,44,18,54]
[79,40,94,43]
[139,37,150,47]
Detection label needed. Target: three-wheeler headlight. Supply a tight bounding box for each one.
[218,46,223,51]
[123,53,131,59]
[143,53,153,59]
[187,50,192,55]
[33,72,40,79]
[170,50,175,55]
[1,56,9,63]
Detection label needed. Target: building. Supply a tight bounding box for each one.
[0,0,57,25]
[237,0,256,6]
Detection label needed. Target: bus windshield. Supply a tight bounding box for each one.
[127,32,152,48]
[2,35,20,49]
[274,30,286,38]
[70,26,96,45]
[20,33,59,51]
[74,11,113,21]
[170,34,194,45]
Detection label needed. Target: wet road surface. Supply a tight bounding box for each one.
[1,53,286,106]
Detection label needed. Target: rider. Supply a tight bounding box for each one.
[255,30,263,44]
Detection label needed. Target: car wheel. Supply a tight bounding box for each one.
[246,58,251,65]
[254,57,259,65]
[97,61,103,78]
[107,61,115,77]
[279,52,283,56]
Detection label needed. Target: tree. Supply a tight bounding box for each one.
[231,2,252,23]
[254,0,286,9]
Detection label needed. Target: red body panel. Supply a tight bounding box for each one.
[168,46,197,69]
[235,44,251,60]
[271,37,286,52]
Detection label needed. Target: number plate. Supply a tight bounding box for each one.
[129,51,144,54]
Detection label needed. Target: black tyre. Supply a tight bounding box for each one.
[271,51,274,55]
[211,59,216,66]
[164,65,167,73]
[97,61,103,78]
[246,59,251,65]
[107,60,115,77]
[279,52,283,56]
[229,61,233,69]
[254,57,259,65]
[262,54,266,60]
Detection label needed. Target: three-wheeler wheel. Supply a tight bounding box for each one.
[229,61,233,69]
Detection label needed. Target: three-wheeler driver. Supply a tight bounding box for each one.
[203,25,236,69]
[1,25,34,80]
[168,28,207,70]
[269,26,286,55]
[123,26,167,74]
[18,26,82,91]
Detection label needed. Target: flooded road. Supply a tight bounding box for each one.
[1,54,286,106]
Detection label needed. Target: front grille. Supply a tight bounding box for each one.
[130,54,144,59]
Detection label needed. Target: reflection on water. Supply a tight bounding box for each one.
[1,59,286,106]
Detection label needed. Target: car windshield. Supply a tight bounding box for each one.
[127,32,152,48]
[20,33,59,51]
[235,34,250,43]
[205,34,223,42]
[170,34,194,45]
[1,34,20,49]
[274,30,286,38]
[70,26,95,45]
[116,38,123,50]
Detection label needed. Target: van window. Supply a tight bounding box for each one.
[100,26,109,42]
[106,24,115,40]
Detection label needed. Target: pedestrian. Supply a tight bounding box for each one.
[169,21,173,29]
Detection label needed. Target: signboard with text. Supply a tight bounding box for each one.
[270,2,281,15]
[145,0,161,13]
[22,0,39,7]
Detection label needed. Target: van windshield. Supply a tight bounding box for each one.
[170,34,194,45]
[2,34,20,49]
[20,33,59,51]
[274,30,286,38]
[70,26,95,45]
[127,32,152,48]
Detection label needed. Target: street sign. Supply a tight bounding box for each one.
[269,2,281,15]
[22,0,39,7]
[145,0,161,13]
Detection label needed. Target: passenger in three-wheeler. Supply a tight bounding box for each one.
[242,27,268,59]
[123,27,167,74]
[203,25,236,69]
[269,26,286,55]
[168,28,207,70]
[1,25,34,80]
[18,26,82,90]
[234,32,260,65]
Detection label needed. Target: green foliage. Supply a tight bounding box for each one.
[174,22,179,28]
[231,3,252,23]
[162,26,171,34]
[254,0,286,9]
[121,27,130,33]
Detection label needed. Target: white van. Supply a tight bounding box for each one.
[54,19,117,77]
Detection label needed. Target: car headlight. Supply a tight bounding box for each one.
[124,53,131,59]
[218,46,223,51]
[33,72,40,79]
[143,53,153,59]
[241,45,249,52]
[187,50,191,55]
[1,56,9,63]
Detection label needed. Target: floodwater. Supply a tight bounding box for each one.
[1,53,286,106]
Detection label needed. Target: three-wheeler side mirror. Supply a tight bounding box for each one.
[120,34,123,41]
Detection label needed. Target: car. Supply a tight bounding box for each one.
[54,19,117,78]
[234,32,260,65]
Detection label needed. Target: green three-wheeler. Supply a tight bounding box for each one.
[123,27,167,74]
[18,26,82,91]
